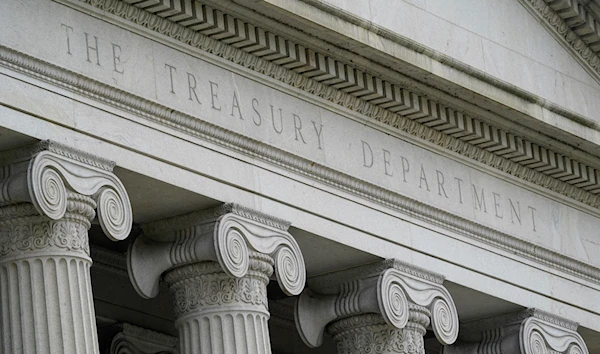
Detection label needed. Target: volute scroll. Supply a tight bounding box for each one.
[0,141,133,241]
[295,259,459,350]
[128,203,306,299]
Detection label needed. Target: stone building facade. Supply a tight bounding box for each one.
[1,0,600,353]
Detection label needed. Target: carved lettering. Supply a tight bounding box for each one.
[472,185,487,213]
[419,165,430,191]
[186,73,201,104]
[509,198,521,225]
[209,81,221,111]
[529,206,537,232]
[161,64,325,153]
[61,24,73,55]
[84,33,101,66]
[61,25,125,75]
[455,177,464,204]
[293,115,306,143]
[362,141,373,168]
[231,91,243,120]
[165,64,177,94]
[356,140,539,233]
[493,192,503,219]
[252,98,262,126]
[312,121,324,150]
[383,149,393,177]
[401,156,409,183]
[270,105,284,134]
[436,170,448,198]
[111,43,124,74]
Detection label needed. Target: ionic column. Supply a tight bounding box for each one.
[295,259,459,354]
[109,323,178,354]
[0,141,133,354]
[127,204,306,354]
[442,308,589,354]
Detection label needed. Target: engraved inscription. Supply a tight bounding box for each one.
[53,18,565,244]
[360,140,539,232]
[161,62,325,152]
[61,23,124,74]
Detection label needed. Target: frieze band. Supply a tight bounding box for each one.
[2,10,600,288]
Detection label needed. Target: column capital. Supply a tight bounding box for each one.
[0,140,132,241]
[295,258,459,349]
[0,141,132,354]
[109,323,178,354]
[443,308,588,354]
[128,203,306,299]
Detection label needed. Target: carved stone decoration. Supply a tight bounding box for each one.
[294,259,459,354]
[441,308,589,354]
[129,203,305,299]
[328,311,429,354]
[0,140,133,241]
[109,323,178,354]
[5,0,600,289]
[0,141,133,354]
[127,204,306,354]
[62,0,600,214]
[519,0,600,83]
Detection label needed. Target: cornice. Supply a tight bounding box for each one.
[62,0,600,209]
[518,0,600,84]
[4,1,600,285]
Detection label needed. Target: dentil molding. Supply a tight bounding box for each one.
[64,0,600,210]
[519,0,600,83]
[2,0,600,288]
[442,308,589,354]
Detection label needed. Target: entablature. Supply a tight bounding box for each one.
[2,0,600,335]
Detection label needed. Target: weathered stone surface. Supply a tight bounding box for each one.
[1,0,599,273]
[294,0,600,121]
[442,308,589,354]
[0,141,132,354]
[295,259,459,353]
[128,204,306,354]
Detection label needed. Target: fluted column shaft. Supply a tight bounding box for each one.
[0,141,132,354]
[327,305,430,354]
[0,195,99,354]
[163,252,274,354]
[128,203,306,354]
